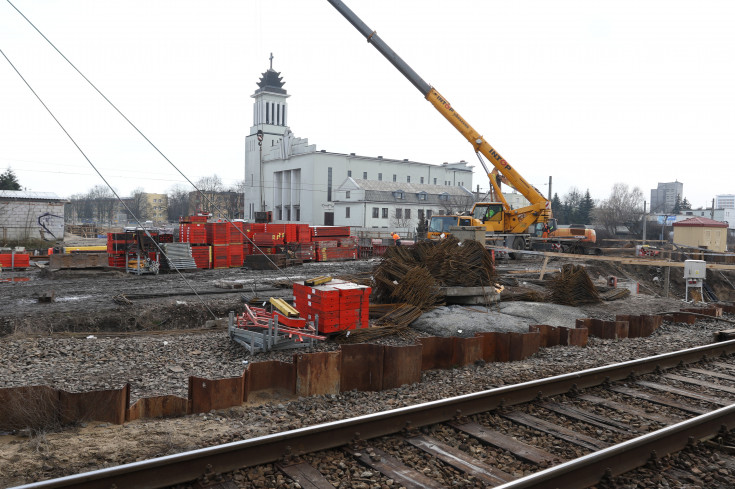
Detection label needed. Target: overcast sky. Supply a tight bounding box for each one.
[1,1,733,209]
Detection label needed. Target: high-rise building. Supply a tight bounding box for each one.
[650,181,683,214]
[715,194,735,209]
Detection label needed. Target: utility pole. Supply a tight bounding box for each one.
[547,176,552,201]
[642,200,647,245]
[257,129,265,212]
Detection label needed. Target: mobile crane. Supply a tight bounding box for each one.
[327,0,554,254]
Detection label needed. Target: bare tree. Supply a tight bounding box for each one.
[390,209,413,230]
[126,188,151,221]
[594,183,644,236]
[442,194,475,215]
[227,179,246,220]
[89,186,116,225]
[167,185,190,221]
[194,175,224,214]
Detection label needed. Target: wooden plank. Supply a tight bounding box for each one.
[540,402,638,434]
[345,446,445,489]
[406,434,512,486]
[686,368,735,383]
[502,411,610,451]
[278,462,335,489]
[610,385,710,415]
[538,256,550,280]
[576,394,683,425]
[710,361,735,372]
[450,421,562,465]
[486,246,735,270]
[664,373,735,396]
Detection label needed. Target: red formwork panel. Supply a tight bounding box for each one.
[293,279,370,333]
[212,244,228,269]
[180,223,207,244]
[0,254,30,269]
[191,245,211,269]
[311,226,351,237]
[228,244,243,268]
[206,222,229,245]
[296,224,312,242]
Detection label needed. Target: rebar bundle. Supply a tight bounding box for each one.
[335,303,422,344]
[372,238,496,310]
[548,264,602,306]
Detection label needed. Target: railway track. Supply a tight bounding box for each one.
[15,339,735,489]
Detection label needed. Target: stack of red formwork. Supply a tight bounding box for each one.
[179,215,208,244]
[332,281,370,329]
[292,242,315,261]
[296,224,311,243]
[310,226,354,262]
[191,246,211,269]
[293,279,370,333]
[229,222,243,268]
[205,222,228,269]
[107,233,131,267]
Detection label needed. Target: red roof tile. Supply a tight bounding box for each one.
[672,217,728,228]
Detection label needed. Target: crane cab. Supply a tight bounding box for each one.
[471,202,505,232]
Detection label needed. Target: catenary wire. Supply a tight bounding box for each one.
[0,47,218,320]
[7,0,296,280]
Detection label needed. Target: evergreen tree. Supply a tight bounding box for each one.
[681,197,692,210]
[672,195,682,214]
[578,189,596,224]
[0,168,21,190]
[550,193,564,223]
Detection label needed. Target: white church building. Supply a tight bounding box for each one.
[244,60,474,231]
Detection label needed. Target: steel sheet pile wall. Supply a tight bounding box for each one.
[576,318,629,339]
[0,314,667,430]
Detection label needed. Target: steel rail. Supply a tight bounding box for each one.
[13,339,735,489]
[493,402,735,489]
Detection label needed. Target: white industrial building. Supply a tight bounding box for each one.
[0,190,65,241]
[243,61,473,228]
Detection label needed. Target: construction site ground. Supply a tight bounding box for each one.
[1,244,735,487]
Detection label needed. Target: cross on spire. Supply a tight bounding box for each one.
[269,52,274,70]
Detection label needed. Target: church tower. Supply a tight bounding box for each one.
[244,54,291,219]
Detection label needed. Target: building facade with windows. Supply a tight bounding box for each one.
[650,181,683,214]
[715,194,735,209]
[332,178,475,232]
[243,62,473,226]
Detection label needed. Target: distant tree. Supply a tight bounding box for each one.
[167,185,190,221]
[672,194,682,214]
[577,189,596,225]
[390,209,413,230]
[0,168,21,190]
[550,193,564,223]
[680,197,692,210]
[194,175,224,214]
[562,188,583,224]
[89,185,116,224]
[126,188,152,221]
[593,183,644,236]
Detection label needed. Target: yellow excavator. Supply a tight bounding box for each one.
[327,0,556,255]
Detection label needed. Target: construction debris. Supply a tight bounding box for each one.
[548,264,602,306]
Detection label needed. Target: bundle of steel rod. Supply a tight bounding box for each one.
[335,303,422,343]
[372,237,495,309]
[601,288,631,301]
[548,264,602,306]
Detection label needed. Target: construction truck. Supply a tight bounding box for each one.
[327,1,569,257]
